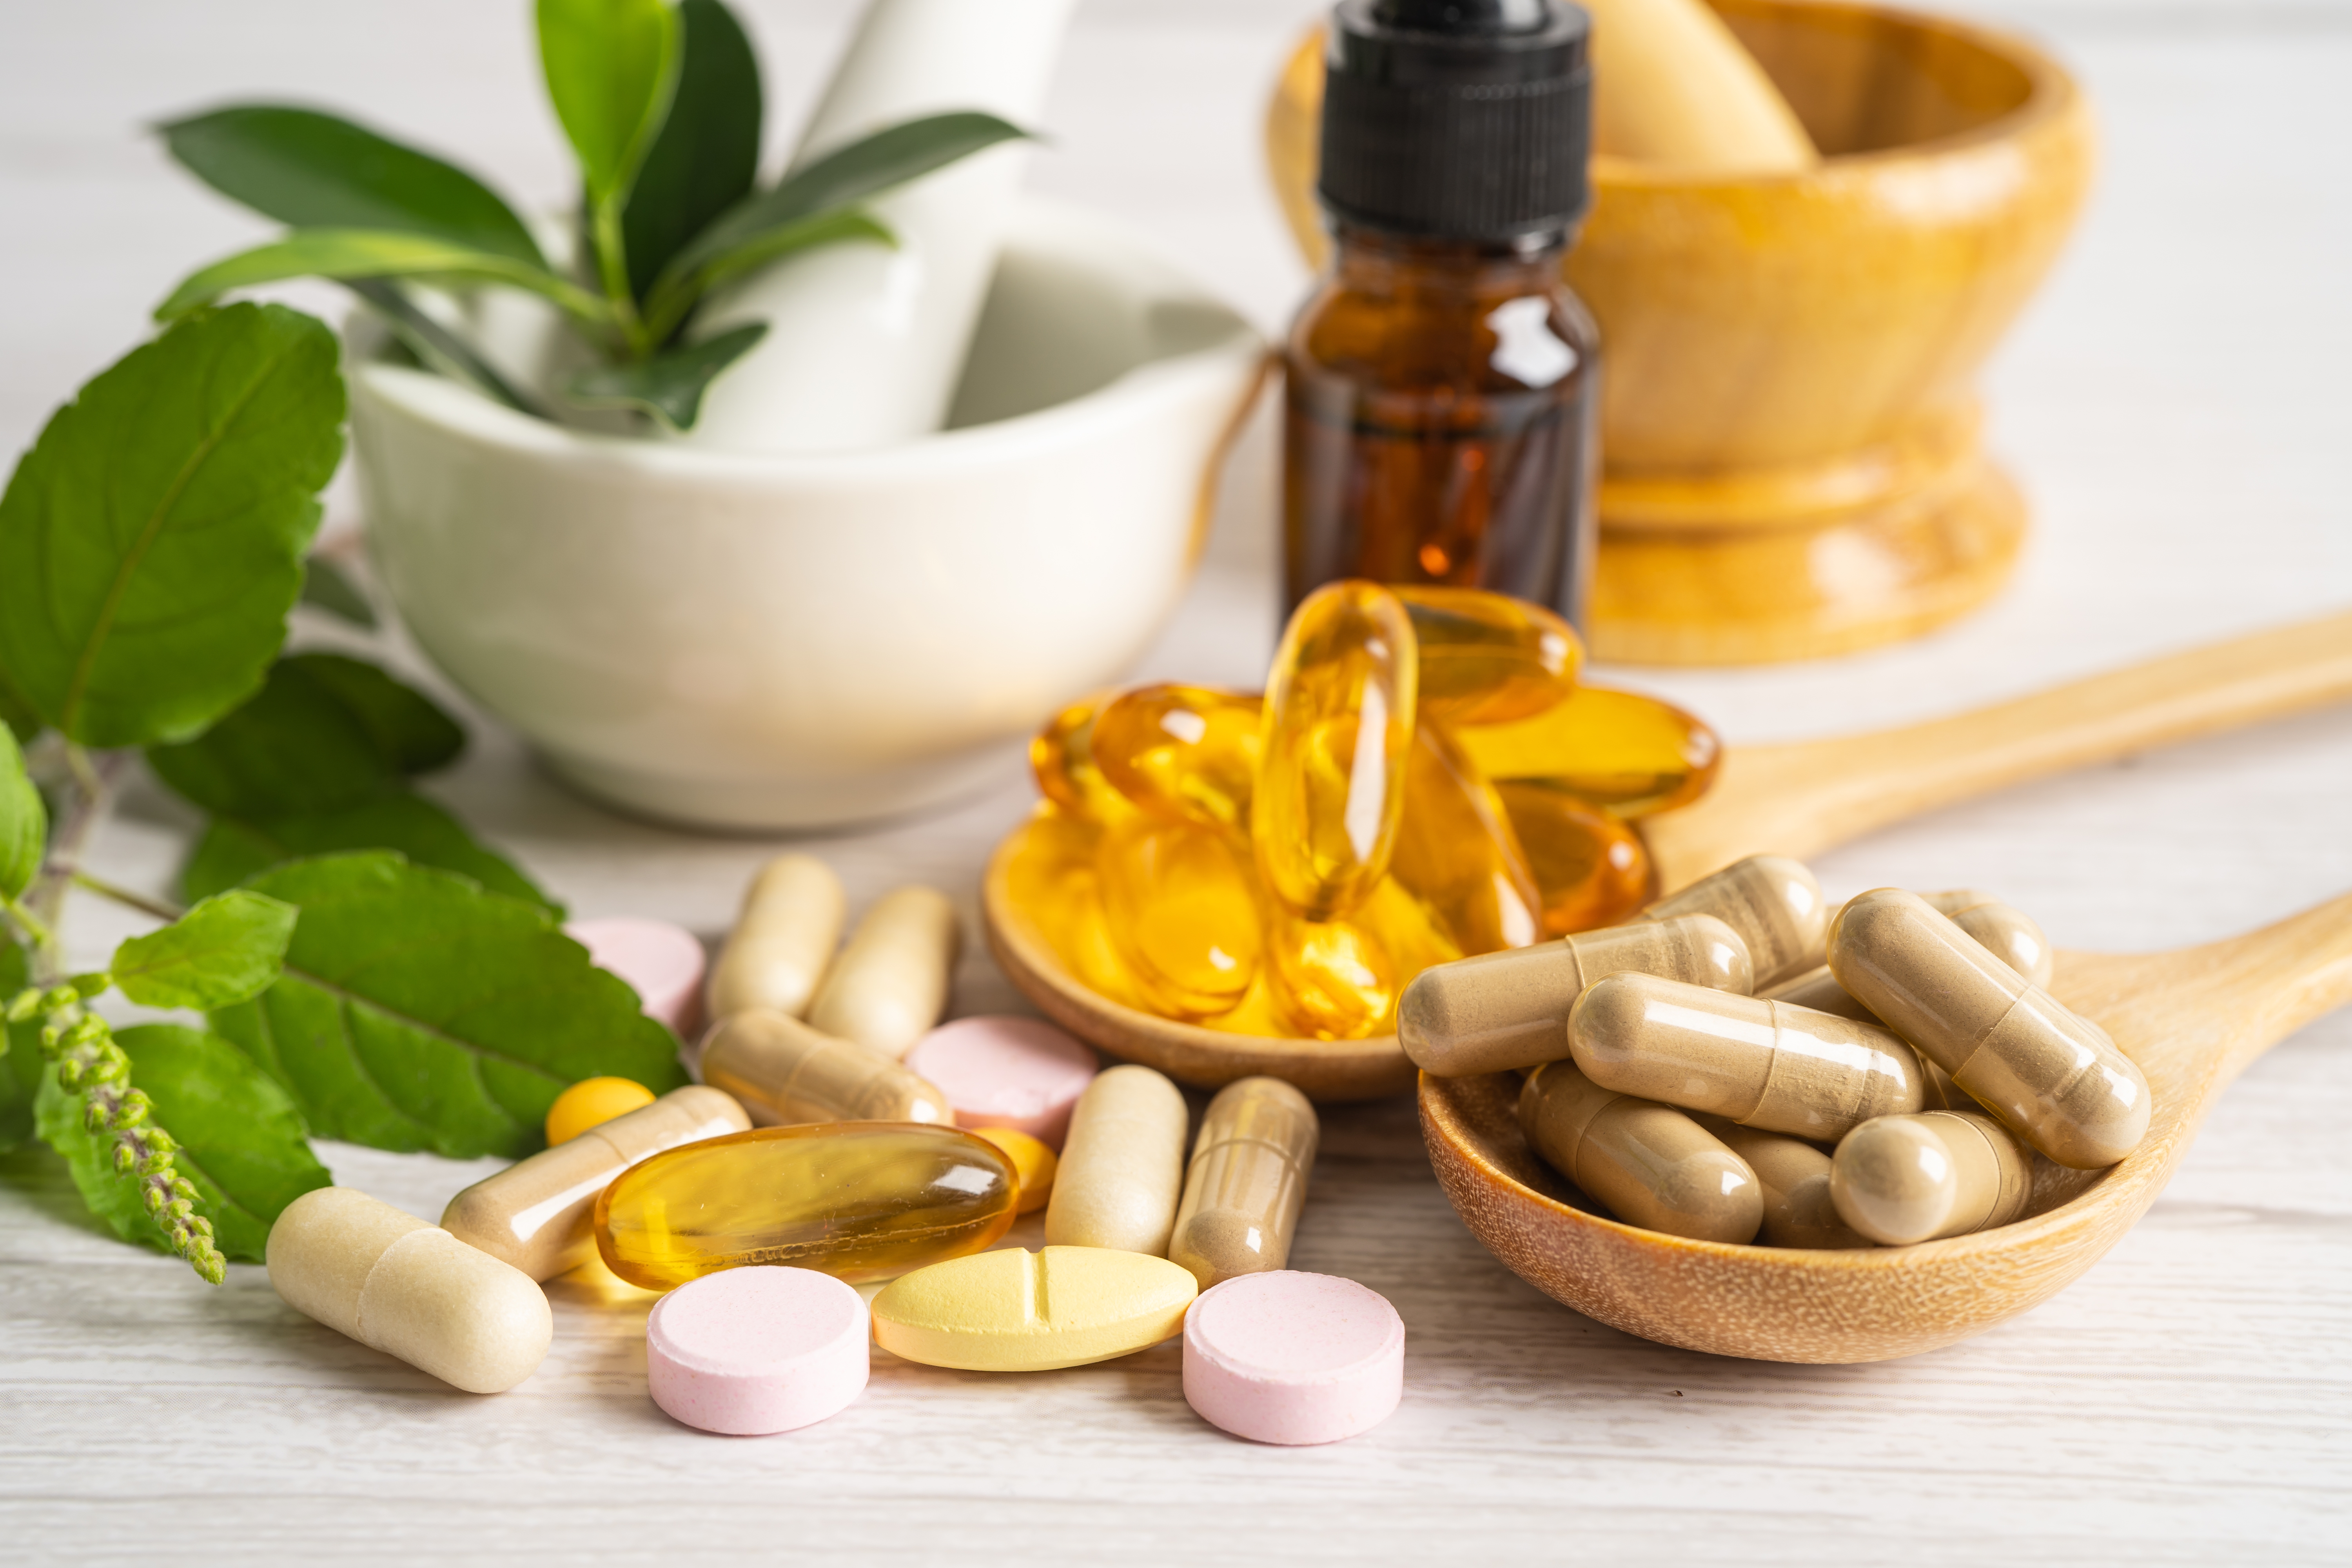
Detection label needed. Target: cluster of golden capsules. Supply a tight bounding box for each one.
[1401,855,2154,1248]
[1007,581,1721,1039]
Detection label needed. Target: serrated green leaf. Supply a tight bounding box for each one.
[623,0,761,303]
[0,304,345,749]
[157,229,603,323]
[147,652,464,820]
[0,938,38,1151]
[159,104,546,268]
[111,890,297,1011]
[298,556,376,628]
[35,1025,330,1262]
[180,794,561,915]
[0,726,42,902]
[539,0,679,206]
[209,853,681,1158]
[565,321,767,429]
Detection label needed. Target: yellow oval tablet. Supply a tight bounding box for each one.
[871,1246,1198,1372]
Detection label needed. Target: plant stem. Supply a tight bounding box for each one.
[25,747,127,987]
[70,872,180,925]
[590,198,652,358]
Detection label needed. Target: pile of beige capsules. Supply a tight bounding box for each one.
[1400,854,2154,1248]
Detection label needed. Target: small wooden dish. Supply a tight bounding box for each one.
[983,610,2352,1101]
[1421,890,2352,1362]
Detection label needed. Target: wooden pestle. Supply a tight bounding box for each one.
[1584,0,1817,171]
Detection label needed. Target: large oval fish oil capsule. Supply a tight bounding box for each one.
[1830,889,2150,1169]
[1495,783,1653,936]
[1570,972,1926,1142]
[1031,691,1135,823]
[1096,816,1264,1020]
[443,1085,753,1281]
[1252,581,1418,918]
[1093,684,1263,836]
[1517,1062,1762,1244]
[698,1009,953,1127]
[1394,586,1581,728]
[595,1123,1017,1290]
[1004,809,1143,1009]
[1829,1110,2033,1245]
[1388,722,1542,955]
[1046,1065,1190,1255]
[1168,1077,1320,1289]
[1643,853,1827,989]
[1694,1117,1874,1250]
[1399,913,1751,1077]
[708,852,846,1021]
[1267,906,1399,1040]
[1453,684,1721,820]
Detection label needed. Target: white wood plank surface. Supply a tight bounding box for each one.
[4,3,2350,1562]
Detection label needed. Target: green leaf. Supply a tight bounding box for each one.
[209,853,682,1158]
[156,229,603,324]
[653,112,1026,305]
[36,1025,331,1263]
[346,278,552,420]
[622,0,762,303]
[0,938,38,1151]
[0,725,42,902]
[111,890,297,1011]
[159,103,545,267]
[0,303,344,749]
[298,557,376,628]
[564,321,766,429]
[538,0,680,206]
[147,652,464,820]
[180,794,561,915]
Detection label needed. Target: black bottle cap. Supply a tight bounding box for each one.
[1317,0,1592,243]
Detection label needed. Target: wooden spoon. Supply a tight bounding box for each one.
[1421,889,2352,1362]
[984,608,2352,1100]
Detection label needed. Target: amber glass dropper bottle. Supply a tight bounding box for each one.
[1285,0,1599,629]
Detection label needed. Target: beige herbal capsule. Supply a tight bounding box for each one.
[708,853,847,1020]
[1642,854,1827,988]
[1517,1062,1762,1244]
[807,885,961,1059]
[441,1085,751,1280]
[268,1187,553,1394]
[1830,888,2150,1169]
[1829,1110,2033,1245]
[1693,1115,1873,1249]
[1045,1064,1189,1255]
[697,1007,953,1126]
[1760,964,1878,1023]
[1569,971,1925,1141]
[1167,1076,1319,1289]
[1923,891,2056,989]
[1399,913,1750,1077]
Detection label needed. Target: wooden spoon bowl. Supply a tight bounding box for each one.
[984,610,2352,1101]
[1422,892,2352,1361]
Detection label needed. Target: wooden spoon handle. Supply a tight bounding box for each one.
[1650,608,2352,884]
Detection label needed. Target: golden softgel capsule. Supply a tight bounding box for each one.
[1569,972,1926,1142]
[1399,913,1751,1076]
[697,1008,952,1126]
[1097,816,1263,1020]
[1830,888,2150,1169]
[1031,691,1134,823]
[1092,684,1262,836]
[594,1123,1017,1290]
[1517,1062,1762,1244]
[1395,585,1580,728]
[1167,1076,1319,1289]
[1496,782,1653,936]
[1642,853,1827,989]
[1453,684,1721,820]
[1388,722,1541,955]
[1829,1110,2033,1245]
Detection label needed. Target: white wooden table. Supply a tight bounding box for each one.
[6,2,2351,1560]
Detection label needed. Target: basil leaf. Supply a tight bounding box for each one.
[0,725,42,902]
[156,229,600,323]
[0,938,37,1151]
[564,321,766,430]
[35,1025,331,1263]
[147,653,464,820]
[538,0,679,206]
[110,890,297,1011]
[180,795,561,916]
[298,557,376,628]
[622,0,761,303]
[0,304,343,749]
[209,853,682,1158]
[159,104,545,268]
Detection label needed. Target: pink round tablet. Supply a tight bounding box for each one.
[1183,1271,1404,1446]
[646,1267,868,1436]
[903,1016,1098,1149]
[567,917,706,1038]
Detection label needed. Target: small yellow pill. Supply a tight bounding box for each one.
[972,1126,1059,1215]
[545,1076,656,1146]
[870,1246,1199,1371]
